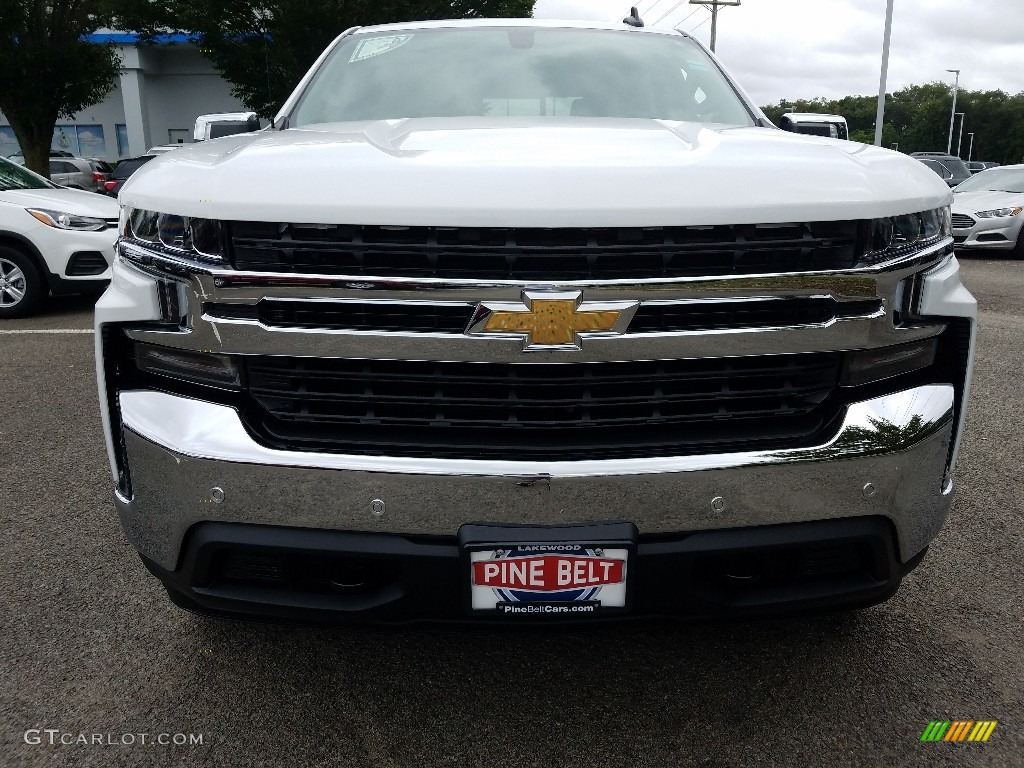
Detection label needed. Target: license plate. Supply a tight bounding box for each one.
[460,523,637,618]
[467,543,630,616]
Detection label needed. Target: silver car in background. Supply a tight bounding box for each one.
[951,165,1024,256]
[48,157,95,190]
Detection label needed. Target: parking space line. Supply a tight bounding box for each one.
[0,329,95,334]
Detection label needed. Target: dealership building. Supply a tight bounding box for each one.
[0,33,246,162]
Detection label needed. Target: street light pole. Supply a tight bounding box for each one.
[967,133,975,161]
[874,0,895,146]
[955,112,965,157]
[946,69,960,154]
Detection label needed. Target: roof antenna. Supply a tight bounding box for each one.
[623,6,644,27]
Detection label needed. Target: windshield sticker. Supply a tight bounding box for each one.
[350,35,413,62]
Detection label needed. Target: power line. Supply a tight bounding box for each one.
[650,0,692,25]
[640,0,675,18]
[653,4,701,28]
[674,8,703,27]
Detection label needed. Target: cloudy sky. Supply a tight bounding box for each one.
[534,0,1024,106]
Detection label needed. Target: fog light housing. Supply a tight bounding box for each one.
[841,339,938,387]
[134,344,241,390]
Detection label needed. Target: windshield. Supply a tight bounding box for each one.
[0,157,58,191]
[955,168,1024,193]
[292,27,754,126]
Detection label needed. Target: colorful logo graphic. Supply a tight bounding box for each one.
[920,721,997,743]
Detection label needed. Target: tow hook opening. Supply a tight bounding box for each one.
[722,555,763,584]
[690,540,882,605]
[214,549,401,596]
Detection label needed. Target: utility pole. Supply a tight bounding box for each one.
[955,112,965,157]
[689,0,741,53]
[967,133,975,161]
[946,69,960,154]
[874,0,895,146]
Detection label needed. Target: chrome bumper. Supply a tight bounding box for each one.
[116,385,955,571]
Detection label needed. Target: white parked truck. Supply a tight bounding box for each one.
[96,18,975,625]
[779,112,849,141]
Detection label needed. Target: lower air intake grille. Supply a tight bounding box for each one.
[241,354,843,459]
[65,251,109,276]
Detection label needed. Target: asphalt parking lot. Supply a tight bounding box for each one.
[1,255,1021,768]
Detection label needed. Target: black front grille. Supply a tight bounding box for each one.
[258,300,474,333]
[241,354,843,459]
[65,251,109,276]
[205,297,882,334]
[228,222,863,279]
[951,214,975,229]
[628,298,881,334]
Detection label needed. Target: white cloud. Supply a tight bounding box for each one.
[533,0,1024,104]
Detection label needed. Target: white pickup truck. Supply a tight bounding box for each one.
[95,18,976,625]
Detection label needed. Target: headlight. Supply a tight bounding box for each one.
[975,207,1022,218]
[124,208,224,262]
[26,208,108,231]
[864,206,950,262]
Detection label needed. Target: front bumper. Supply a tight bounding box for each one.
[951,213,1024,250]
[142,516,926,625]
[115,383,956,575]
[96,237,976,624]
[23,221,116,284]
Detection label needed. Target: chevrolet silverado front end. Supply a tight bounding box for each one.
[95,19,976,625]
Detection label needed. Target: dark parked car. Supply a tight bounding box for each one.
[103,155,155,197]
[89,159,113,192]
[966,161,1000,174]
[911,152,972,188]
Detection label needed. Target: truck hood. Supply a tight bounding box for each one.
[121,118,952,227]
[0,187,119,219]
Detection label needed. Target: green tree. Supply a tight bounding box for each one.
[121,0,535,119]
[0,0,122,175]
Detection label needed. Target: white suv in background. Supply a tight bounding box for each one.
[0,157,119,317]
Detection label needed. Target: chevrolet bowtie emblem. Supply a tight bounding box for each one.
[466,291,639,351]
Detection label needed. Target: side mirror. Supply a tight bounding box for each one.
[193,112,261,142]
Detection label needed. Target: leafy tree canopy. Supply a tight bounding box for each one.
[0,0,122,174]
[762,83,1024,165]
[118,0,535,119]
